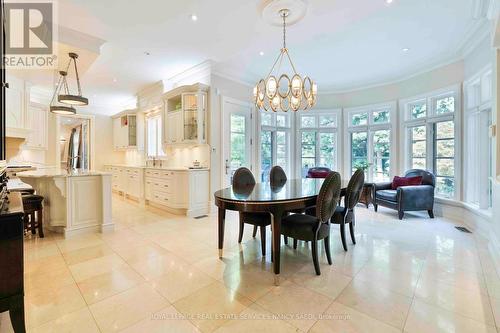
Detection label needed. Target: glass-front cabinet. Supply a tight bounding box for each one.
[163,83,208,145]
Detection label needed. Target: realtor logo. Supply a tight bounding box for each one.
[3,1,57,68]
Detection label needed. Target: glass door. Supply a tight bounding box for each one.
[222,99,253,187]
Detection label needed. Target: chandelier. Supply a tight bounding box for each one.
[58,53,88,106]
[50,70,76,115]
[254,8,317,112]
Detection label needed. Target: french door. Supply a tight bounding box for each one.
[221,97,254,187]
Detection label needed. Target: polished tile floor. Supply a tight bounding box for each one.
[1,195,500,332]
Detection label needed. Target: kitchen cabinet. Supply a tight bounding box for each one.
[5,75,30,138]
[162,83,208,146]
[112,111,144,150]
[105,165,209,217]
[165,110,183,144]
[25,103,48,150]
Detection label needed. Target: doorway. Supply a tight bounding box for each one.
[221,97,254,187]
[57,115,93,170]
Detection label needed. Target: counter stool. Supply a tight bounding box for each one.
[22,194,44,238]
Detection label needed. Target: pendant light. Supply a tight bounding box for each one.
[254,8,317,112]
[57,52,89,106]
[50,70,76,115]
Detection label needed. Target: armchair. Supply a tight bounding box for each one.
[373,169,435,220]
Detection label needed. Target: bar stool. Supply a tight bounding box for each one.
[22,194,44,238]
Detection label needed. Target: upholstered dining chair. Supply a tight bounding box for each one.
[281,171,342,275]
[331,169,365,251]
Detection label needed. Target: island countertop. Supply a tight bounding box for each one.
[18,169,112,178]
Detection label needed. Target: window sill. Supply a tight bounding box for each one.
[435,197,492,220]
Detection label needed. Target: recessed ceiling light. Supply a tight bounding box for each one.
[113,78,117,82]
[402,47,410,52]
[190,14,198,21]
[386,0,393,4]
[259,51,264,56]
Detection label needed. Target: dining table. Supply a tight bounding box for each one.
[214,177,349,285]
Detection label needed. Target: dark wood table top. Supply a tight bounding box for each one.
[214,178,350,203]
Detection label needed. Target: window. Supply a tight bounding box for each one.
[346,104,394,181]
[410,126,426,169]
[230,114,246,170]
[146,113,164,157]
[434,121,455,197]
[298,110,340,177]
[402,86,459,199]
[259,112,291,182]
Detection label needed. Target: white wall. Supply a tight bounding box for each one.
[209,74,253,192]
[318,60,465,109]
[464,36,493,79]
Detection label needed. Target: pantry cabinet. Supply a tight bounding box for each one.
[5,75,30,138]
[163,83,208,146]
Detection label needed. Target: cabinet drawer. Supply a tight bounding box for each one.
[152,192,171,206]
[151,179,171,194]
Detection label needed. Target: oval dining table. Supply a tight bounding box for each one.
[214,178,349,285]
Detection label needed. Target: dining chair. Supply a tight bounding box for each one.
[233,167,271,256]
[280,171,341,275]
[332,169,365,251]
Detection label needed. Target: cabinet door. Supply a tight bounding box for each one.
[6,77,25,129]
[25,104,48,149]
[144,179,153,200]
[166,111,182,144]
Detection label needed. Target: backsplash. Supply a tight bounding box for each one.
[124,145,210,169]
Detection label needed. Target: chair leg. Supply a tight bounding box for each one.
[252,225,258,238]
[37,208,44,238]
[283,236,288,245]
[260,226,266,256]
[374,203,378,212]
[31,212,36,234]
[324,236,332,265]
[340,223,348,251]
[349,216,356,245]
[428,209,434,219]
[293,238,298,249]
[312,239,321,275]
[398,210,404,220]
[238,220,244,243]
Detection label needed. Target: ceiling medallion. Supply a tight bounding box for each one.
[254,7,317,112]
[50,70,76,115]
[57,53,89,106]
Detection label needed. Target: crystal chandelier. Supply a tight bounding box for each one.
[254,8,317,112]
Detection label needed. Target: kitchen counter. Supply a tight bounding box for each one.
[18,169,111,178]
[19,169,113,236]
[104,164,209,171]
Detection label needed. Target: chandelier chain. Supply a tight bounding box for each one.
[282,12,286,49]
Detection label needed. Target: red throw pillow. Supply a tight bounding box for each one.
[391,176,423,190]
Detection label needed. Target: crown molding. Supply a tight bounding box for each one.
[166,60,214,85]
[58,26,106,54]
[211,71,254,88]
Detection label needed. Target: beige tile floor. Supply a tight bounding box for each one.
[1,194,499,332]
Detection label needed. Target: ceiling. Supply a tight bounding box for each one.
[16,0,491,113]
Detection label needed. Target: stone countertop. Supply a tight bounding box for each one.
[104,164,209,171]
[18,169,112,178]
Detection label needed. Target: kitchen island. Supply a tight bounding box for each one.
[18,169,113,236]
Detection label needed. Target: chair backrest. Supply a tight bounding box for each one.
[307,167,332,179]
[232,167,256,187]
[345,169,365,209]
[315,171,342,223]
[270,165,287,186]
[404,169,435,187]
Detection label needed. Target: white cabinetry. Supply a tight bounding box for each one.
[145,168,209,217]
[25,103,48,149]
[5,75,30,138]
[163,83,208,146]
[112,111,144,150]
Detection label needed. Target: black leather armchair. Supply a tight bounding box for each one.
[373,169,435,220]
